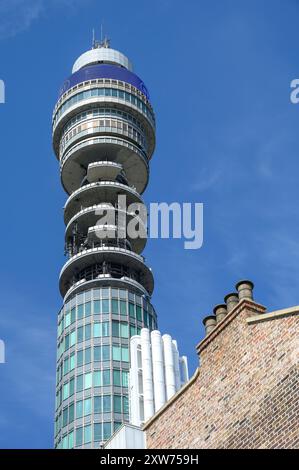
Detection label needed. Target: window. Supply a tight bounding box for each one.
[84,425,92,444]
[77,350,83,367]
[71,307,76,323]
[76,375,83,392]
[68,431,74,449]
[113,369,121,386]
[101,299,109,314]
[112,345,121,361]
[103,422,111,440]
[123,396,129,414]
[70,330,76,347]
[143,310,148,327]
[122,371,129,387]
[122,347,129,362]
[120,300,127,316]
[84,372,92,389]
[120,323,129,338]
[63,407,68,427]
[63,357,69,375]
[82,347,90,364]
[136,305,142,322]
[102,345,110,361]
[94,371,102,387]
[76,427,83,446]
[129,302,135,318]
[84,398,92,416]
[63,383,69,400]
[85,302,91,317]
[69,403,74,423]
[103,395,111,412]
[77,304,84,320]
[70,353,75,371]
[130,325,136,337]
[94,300,100,314]
[112,322,119,337]
[94,322,109,337]
[114,395,122,413]
[77,326,83,343]
[94,423,102,442]
[76,400,83,419]
[65,312,70,328]
[103,369,110,386]
[69,378,75,396]
[112,299,119,314]
[94,396,101,413]
[94,346,101,362]
[64,334,69,350]
[85,324,91,341]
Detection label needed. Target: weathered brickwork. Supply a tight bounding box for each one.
[144,300,299,449]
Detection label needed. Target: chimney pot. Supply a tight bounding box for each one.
[213,304,227,323]
[235,280,254,300]
[224,292,239,312]
[202,315,217,336]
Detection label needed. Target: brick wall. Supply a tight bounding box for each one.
[144,300,299,449]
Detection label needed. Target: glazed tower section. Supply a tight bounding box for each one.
[53,44,157,449]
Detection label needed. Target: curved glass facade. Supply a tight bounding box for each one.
[55,286,157,449]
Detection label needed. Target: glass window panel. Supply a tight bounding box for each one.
[94,423,102,442]
[77,350,83,367]
[129,302,135,318]
[76,427,83,446]
[85,347,91,364]
[63,357,69,375]
[85,302,91,317]
[120,323,129,338]
[112,299,119,314]
[62,435,68,449]
[94,371,102,387]
[94,323,101,338]
[76,400,83,419]
[103,395,111,412]
[114,395,122,413]
[65,312,70,328]
[119,290,126,299]
[76,375,83,392]
[103,422,111,440]
[122,347,129,362]
[84,372,92,389]
[136,305,142,322]
[77,326,84,342]
[130,325,136,337]
[77,304,84,320]
[84,425,92,444]
[84,398,92,416]
[93,300,100,314]
[85,324,91,341]
[103,369,110,386]
[102,288,109,297]
[114,422,122,432]
[112,346,121,361]
[123,395,129,414]
[101,299,109,313]
[113,369,121,386]
[69,403,74,423]
[143,310,148,327]
[70,353,75,371]
[102,345,110,361]
[70,378,75,396]
[102,322,109,336]
[63,383,69,400]
[68,431,74,449]
[64,334,69,350]
[112,321,119,337]
[111,288,118,298]
[63,408,68,427]
[120,300,127,316]
[94,346,101,361]
[71,308,76,323]
[122,371,129,387]
[94,396,102,413]
[70,330,76,347]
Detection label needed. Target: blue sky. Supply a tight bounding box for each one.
[0,0,299,448]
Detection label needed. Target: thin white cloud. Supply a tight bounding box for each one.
[0,0,87,40]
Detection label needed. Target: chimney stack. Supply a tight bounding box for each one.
[213,304,227,323]
[224,293,239,313]
[236,280,254,301]
[203,315,217,336]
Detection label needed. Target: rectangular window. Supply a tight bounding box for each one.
[136,305,142,322]
[120,300,127,316]
[76,427,83,446]
[114,395,122,413]
[94,423,102,442]
[94,322,110,337]
[70,330,76,347]
[63,357,69,375]
[77,304,84,320]
[69,378,75,396]
[94,371,102,387]
[112,345,121,361]
[76,375,83,392]
[111,299,119,314]
[120,323,129,338]
[69,403,74,423]
[65,312,70,328]
[84,398,92,416]
[103,422,111,440]
[122,371,129,387]
[63,383,69,400]
[143,310,148,327]
[84,425,92,444]
[101,299,109,314]
[93,300,100,314]
[103,395,111,412]
[77,326,84,343]
[130,325,136,337]
[76,400,83,419]
[129,302,135,319]
[102,345,110,361]
[103,369,110,386]
[68,430,74,449]
[94,346,101,362]
[94,396,101,414]
[70,353,75,371]
[85,324,91,341]
[64,334,70,350]
[123,396,129,414]
[112,321,119,337]
[71,307,76,323]
[85,302,91,317]
[122,347,129,362]
[85,347,91,364]
[113,369,121,386]
[84,372,92,389]
[63,408,68,427]
[77,350,83,367]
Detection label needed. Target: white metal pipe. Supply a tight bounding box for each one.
[151,330,166,411]
[129,335,142,426]
[172,340,181,391]
[140,328,155,421]
[162,334,176,400]
[179,355,189,384]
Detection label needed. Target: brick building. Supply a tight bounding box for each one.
[143,281,299,449]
